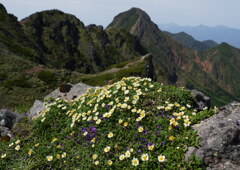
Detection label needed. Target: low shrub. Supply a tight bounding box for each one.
[36,70,57,87]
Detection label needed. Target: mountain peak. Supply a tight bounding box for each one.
[107,7,159,40]
[128,7,150,19]
[0,3,7,13]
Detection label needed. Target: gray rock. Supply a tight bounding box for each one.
[191,89,210,111]
[185,101,240,169]
[44,83,93,102]
[28,83,93,119]
[0,126,13,138]
[185,147,198,162]
[28,100,46,119]
[0,109,23,129]
[0,109,23,138]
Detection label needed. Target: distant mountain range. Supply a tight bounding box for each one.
[0,3,239,110]
[159,24,240,48]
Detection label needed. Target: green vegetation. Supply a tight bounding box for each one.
[37,70,57,87]
[0,77,216,169]
[165,31,217,51]
[0,3,239,111]
[80,59,147,86]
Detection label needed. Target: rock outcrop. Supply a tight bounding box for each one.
[185,101,240,169]
[190,89,211,111]
[28,83,93,119]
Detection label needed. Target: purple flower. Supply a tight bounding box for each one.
[66,136,71,139]
[143,130,148,135]
[137,149,142,154]
[175,125,180,129]
[147,142,153,146]
[89,126,96,133]
[75,139,80,143]
[105,104,109,109]
[81,127,87,133]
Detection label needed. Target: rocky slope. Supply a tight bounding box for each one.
[0,4,148,109]
[21,10,146,73]
[107,7,239,106]
[0,4,240,109]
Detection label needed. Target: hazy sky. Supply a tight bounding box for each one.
[1,0,240,29]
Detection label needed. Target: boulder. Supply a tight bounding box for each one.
[44,83,93,102]
[28,100,46,119]
[28,83,93,119]
[0,109,23,137]
[191,89,210,111]
[185,101,240,169]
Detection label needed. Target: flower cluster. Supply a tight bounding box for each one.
[0,76,209,169]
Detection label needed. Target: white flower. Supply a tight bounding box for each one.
[141,154,149,161]
[92,154,98,160]
[15,145,20,151]
[46,156,53,161]
[104,146,111,152]
[1,154,6,159]
[133,95,139,100]
[121,103,128,109]
[108,132,114,138]
[125,151,131,158]
[124,90,129,94]
[138,126,144,132]
[107,160,113,165]
[96,119,101,124]
[61,152,67,158]
[132,158,139,166]
[158,155,166,162]
[15,140,20,144]
[124,97,129,102]
[119,154,125,160]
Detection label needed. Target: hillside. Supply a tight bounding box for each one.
[108,8,239,106]
[0,77,215,169]
[0,4,239,110]
[20,10,146,73]
[165,31,217,51]
[0,4,150,110]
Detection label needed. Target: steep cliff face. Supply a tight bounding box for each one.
[0,3,239,107]
[107,8,239,105]
[21,10,146,73]
[0,4,39,61]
